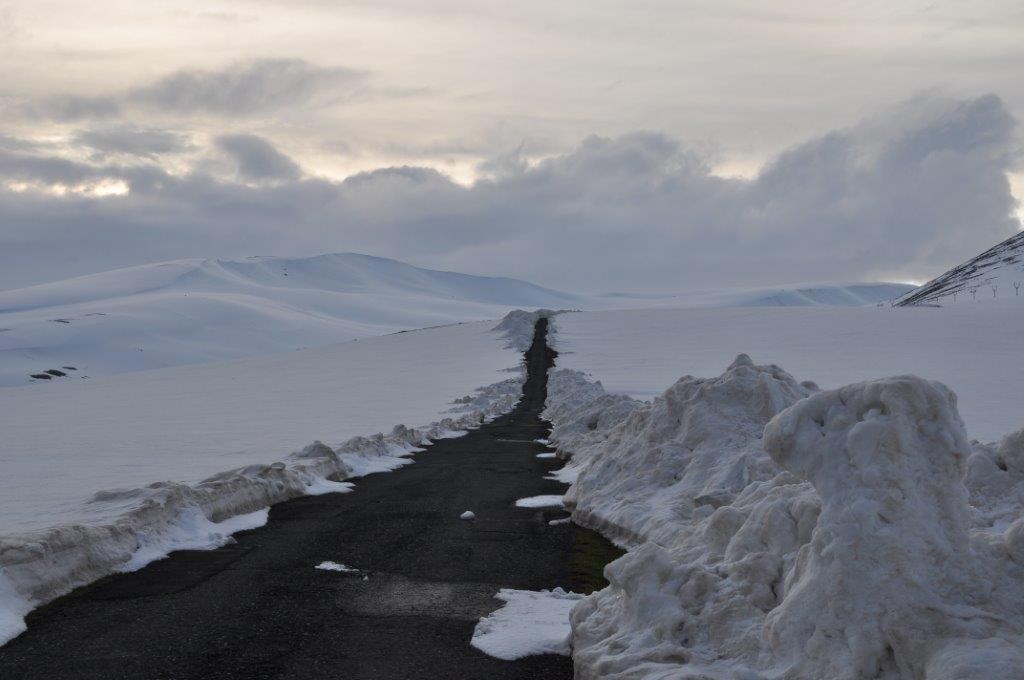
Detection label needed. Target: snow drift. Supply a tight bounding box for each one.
[545,355,1024,678]
[0,310,543,647]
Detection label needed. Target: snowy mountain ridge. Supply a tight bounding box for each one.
[896,230,1024,306]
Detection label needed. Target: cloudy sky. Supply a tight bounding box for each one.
[1,0,1022,292]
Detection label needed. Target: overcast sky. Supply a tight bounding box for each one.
[1,0,1022,292]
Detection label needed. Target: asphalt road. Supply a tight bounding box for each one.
[0,318,620,679]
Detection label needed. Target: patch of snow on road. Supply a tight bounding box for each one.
[515,495,565,509]
[471,588,584,660]
[315,561,359,573]
[460,511,476,520]
[536,453,557,459]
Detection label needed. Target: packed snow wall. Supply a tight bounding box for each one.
[544,346,1024,678]
[0,310,547,647]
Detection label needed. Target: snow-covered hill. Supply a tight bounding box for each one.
[0,253,579,386]
[896,230,1024,306]
[601,282,912,309]
[0,250,915,387]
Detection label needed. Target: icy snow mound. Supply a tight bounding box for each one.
[546,360,1024,679]
[491,308,562,351]
[562,354,810,547]
[762,376,1024,679]
[0,372,523,647]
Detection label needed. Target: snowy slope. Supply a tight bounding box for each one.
[896,230,1024,306]
[551,304,1024,442]
[0,253,579,386]
[0,318,528,645]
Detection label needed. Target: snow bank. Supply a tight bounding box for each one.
[471,588,584,660]
[0,315,542,647]
[545,357,1024,679]
[0,381,516,646]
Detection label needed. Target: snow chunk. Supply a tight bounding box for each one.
[471,588,584,660]
[460,511,476,520]
[515,495,565,508]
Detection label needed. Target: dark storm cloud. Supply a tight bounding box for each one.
[215,133,302,182]
[0,94,1018,292]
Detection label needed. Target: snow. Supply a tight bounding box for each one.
[544,334,1024,677]
[551,303,1024,442]
[762,375,1024,678]
[536,453,557,459]
[470,588,584,660]
[460,511,476,520]
[515,495,565,509]
[896,230,1024,307]
[315,561,359,573]
[0,316,530,646]
[0,252,578,386]
[600,282,911,310]
[123,508,270,572]
[0,253,909,390]
[545,464,581,484]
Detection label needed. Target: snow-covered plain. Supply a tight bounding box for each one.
[543,305,1024,679]
[0,319,527,646]
[552,301,1024,442]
